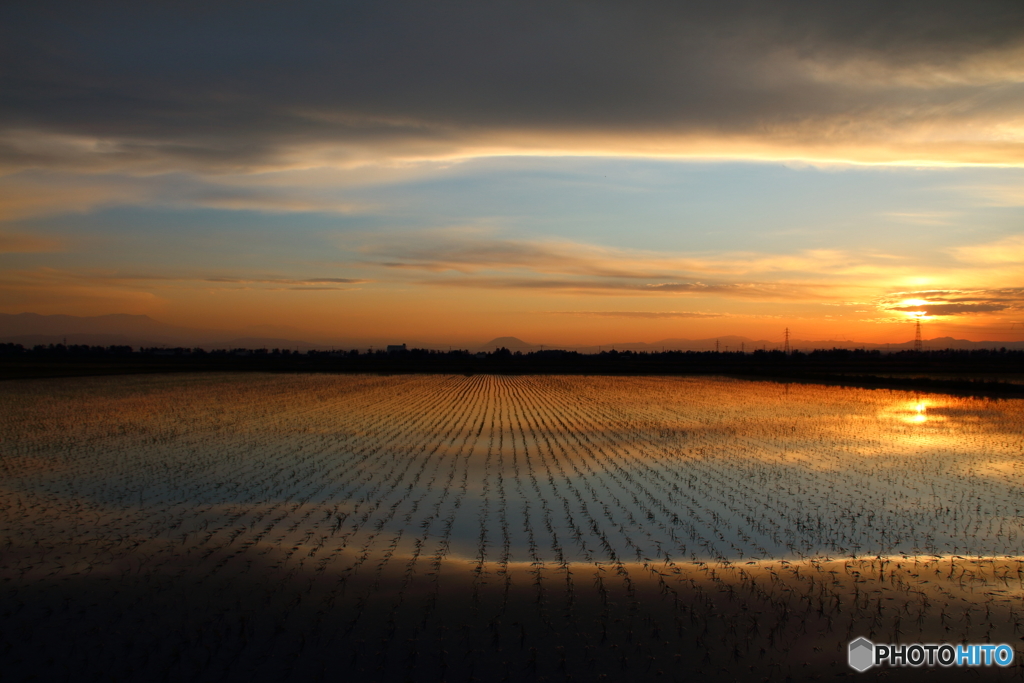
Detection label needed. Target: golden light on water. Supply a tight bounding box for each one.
[879,397,944,426]
[900,398,931,425]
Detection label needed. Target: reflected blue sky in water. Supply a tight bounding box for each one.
[2,374,1022,570]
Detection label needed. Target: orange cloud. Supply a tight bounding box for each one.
[0,268,368,294]
[0,232,62,254]
[360,237,906,280]
[548,310,724,319]
[416,275,834,300]
[875,289,1024,318]
[950,235,1024,265]
[0,168,368,221]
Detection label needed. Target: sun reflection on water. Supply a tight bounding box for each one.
[880,398,945,426]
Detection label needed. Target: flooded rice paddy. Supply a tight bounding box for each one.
[2,373,1023,681]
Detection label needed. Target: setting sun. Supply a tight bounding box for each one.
[1,2,1022,348]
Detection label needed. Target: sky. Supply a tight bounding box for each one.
[1,0,1023,346]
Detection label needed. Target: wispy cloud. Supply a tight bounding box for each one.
[419,275,829,300]
[354,233,1024,307]
[344,234,971,300]
[0,232,61,254]
[882,211,956,226]
[875,288,1024,317]
[0,173,144,221]
[0,268,368,292]
[205,277,367,285]
[950,235,1024,265]
[361,237,904,281]
[547,310,724,319]
[0,170,365,221]
[890,302,1008,315]
[367,239,669,278]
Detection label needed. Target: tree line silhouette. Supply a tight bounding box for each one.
[1,342,1021,397]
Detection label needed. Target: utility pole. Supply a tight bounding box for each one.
[715,339,719,352]
[784,328,790,355]
[741,342,745,354]
[914,318,923,352]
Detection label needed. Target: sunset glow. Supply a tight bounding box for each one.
[1,1,1022,347]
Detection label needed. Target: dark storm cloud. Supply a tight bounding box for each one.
[2,0,1022,170]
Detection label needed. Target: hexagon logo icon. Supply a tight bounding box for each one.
[848,637,874,672]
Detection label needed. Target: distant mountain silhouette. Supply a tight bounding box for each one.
[476,336,539,352]
[3,313,1022,352]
